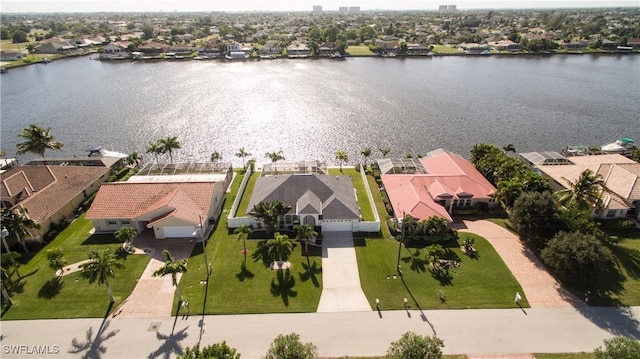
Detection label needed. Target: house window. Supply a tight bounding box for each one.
[606,210,617,218]
[285,215,292,224]
[121,219,130,225]
[107,220,117,226]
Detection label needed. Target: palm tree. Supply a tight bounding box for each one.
[294,224,317,254]
[80,249,124,304]
[235,147,252,169]
[503,144,516,154]
[114,227,137,252]
[248,200,292,233]
[146,141,162,163]
[335,150,349,172]
[1,252,22,281]
[15,124,64,158]
[160,136,181,163]
[266,232,294,264]
[153,249,188,303]
[265,150,285,174]
[361,147,372,169]
[125,152,143,168]
[1,207,39,253]
[46,248,67,277]
[210,150,222,162]
[496,178,523,208]
[25,43,37,59]
[379,147,391,158]
[556,169,607,211]
[234,224,252,256]
[426,244,445,270]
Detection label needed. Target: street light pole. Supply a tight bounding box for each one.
[396,211,405,275]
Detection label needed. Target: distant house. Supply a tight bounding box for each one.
[459,43,489,54]
[1,165,111,239]
[260,40,281,55]
[0,50,25,61]
[287,42,311,57]
[168,44,195,54]
[318,43,335,56]
[561,41,587,50]
[374,39,399,54]
[35,39,77,54]
[139,41,170,54]
[489,40,521,52]
[534,154,640,223]
[627,38,640,50]
[407,43,431,54]
[104,41,131,54]
[226,41,241,53]
[379,149,497,222]
[247,174,361,232]
[601,39,619,51]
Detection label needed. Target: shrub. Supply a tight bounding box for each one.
[386,331,444,359]
[594,336,640,359]
[510,191,561,243]
[264,333,317,359]
[178,341,240,359]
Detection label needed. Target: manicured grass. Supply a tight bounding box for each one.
[328,168,375,221]
[178,173,323,314]
[432,45,464,54]
[355,233,529,309]
[367,174,393,239]
[346,45,374,56]
[235,170,260,216]
[535,353,596,359]
[1,215,150,319]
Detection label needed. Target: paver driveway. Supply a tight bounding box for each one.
[458,219,582,307]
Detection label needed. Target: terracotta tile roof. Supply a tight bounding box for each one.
[1,165,109,224]
[86,182,215,225]
[381,149,496,222]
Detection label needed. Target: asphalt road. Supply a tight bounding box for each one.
[2,306,639,358]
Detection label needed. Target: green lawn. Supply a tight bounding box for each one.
[1,215,150,319]
[432,45,464,54]
[346,45,374,56]
[178,172,323,314]
[356,233,529,309]
[328,168,375,221]
[535,353,596,359]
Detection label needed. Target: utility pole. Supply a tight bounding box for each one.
[396,211,405,276]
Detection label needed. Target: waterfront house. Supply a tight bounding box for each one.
[560,41,587,50]
[247,174,361,232]
[260,40,281,55]
[489,40,522,52]
[318,43,335,56]
[168,44,195,54]
[287,42,311,57]
[533,154,640,223]
[0,50,25,61]
[104,41,131,54]
[627,38,640,50]
[226,41,241,53]
[379,149,497,222]
[86,162,232,239]
[459,43,489,54]
[1,165,111,240]
[34,38,78,54]
[139,41,170,54]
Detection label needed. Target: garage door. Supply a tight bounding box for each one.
[162,226,195,238]
[322,221,353,232]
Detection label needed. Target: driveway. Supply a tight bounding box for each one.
[113,232,196,318]
[457,219,582,307]
[316,231,371,312]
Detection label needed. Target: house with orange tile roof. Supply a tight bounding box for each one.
[86,181,225,239]
[1,165,111,239]
[379,149,497,222]
[534,154,640,223]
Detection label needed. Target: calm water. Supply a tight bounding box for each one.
[1,54,639,165]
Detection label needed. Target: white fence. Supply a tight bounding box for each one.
[227,166,255,228]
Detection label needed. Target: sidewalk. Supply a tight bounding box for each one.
[2,306,638,358]
[457,220,582,307]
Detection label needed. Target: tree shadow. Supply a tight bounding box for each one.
[251,241,271,268]
[147,326,189,359]
[68,309,120,359]
[610,245,640,280]
[399,276,437,335]
[81,234,118,246]
[235,262,255,282]
[38,277,64,299]
[575,306,640,339]
[270,269,297,306]
[429,266,453,286]
[401,249,428,273]
[298,258,322,288]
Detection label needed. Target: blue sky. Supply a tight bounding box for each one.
[1,0,637,13]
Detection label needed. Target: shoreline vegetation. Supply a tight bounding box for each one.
[2,47,638,70]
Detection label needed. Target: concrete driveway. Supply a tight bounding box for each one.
[316,231,371,312]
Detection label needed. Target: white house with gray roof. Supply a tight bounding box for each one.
[248,174,361,232]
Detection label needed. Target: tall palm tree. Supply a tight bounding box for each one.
[160,136,181,163]
[210,150,222,162]
[153,249,188,303]
[234,224,253,256]
[25,43,37,59]
[114,227,137,252]
[248,200,292,233]
[15,124,64,158]
[266,232,294,264]
[265,150,285,174]
[125,152,143,168]
[235,147,252,169]
[361,147,372,169]
[379,147,391,158]
[146,141,162,163]
[294,224,318,253]
[557,169,607,211]
[1,252,22,281]
[335,150,349,172]
[80,249,124,304]
[1,207,39,253]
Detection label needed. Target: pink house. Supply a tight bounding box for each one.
[379,149,496,222]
